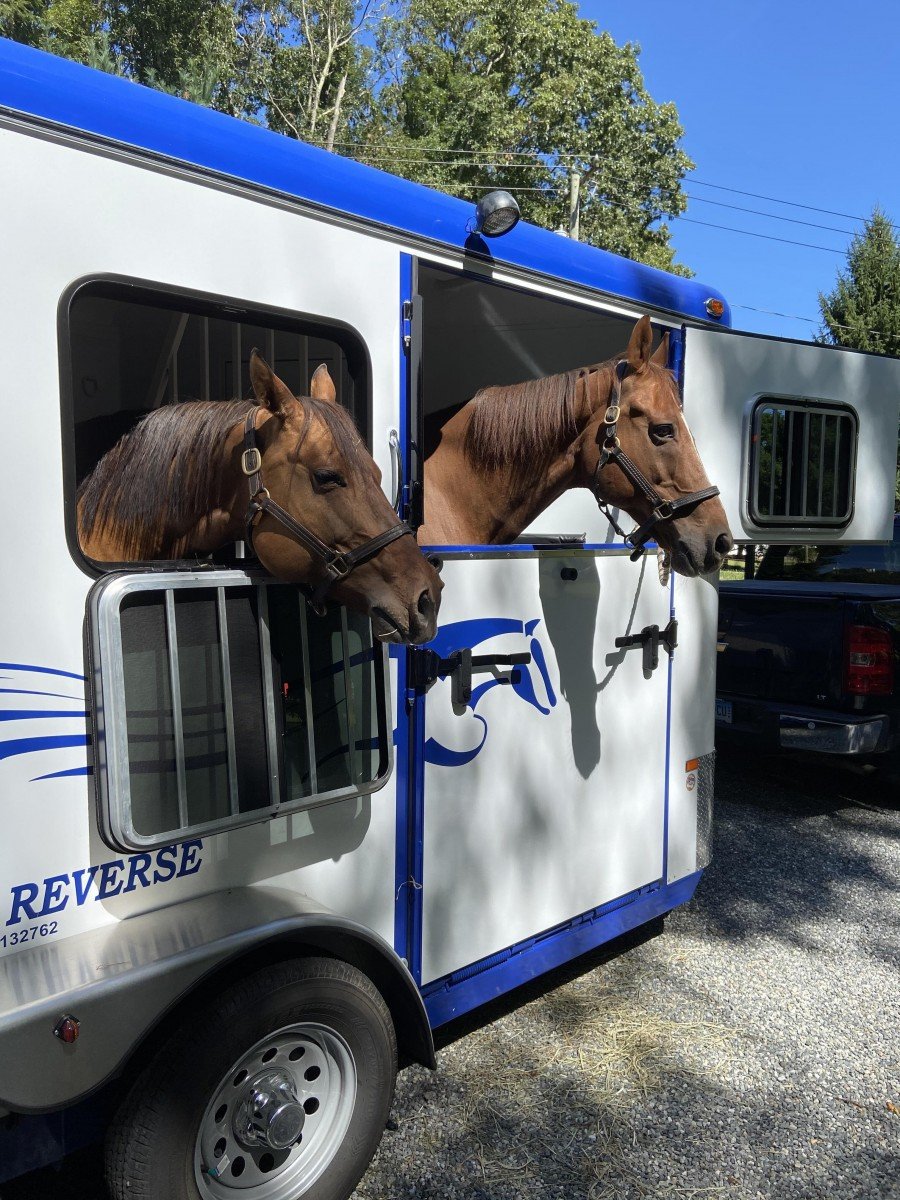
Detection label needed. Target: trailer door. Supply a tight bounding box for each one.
[410,547,673,990]
[682,327,900,544]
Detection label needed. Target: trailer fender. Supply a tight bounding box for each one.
[0,885,433,1113]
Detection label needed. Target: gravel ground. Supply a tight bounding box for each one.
[5,751,899,1199]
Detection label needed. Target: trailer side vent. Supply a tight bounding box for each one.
[90,572,391,853]
[750,399,856,527]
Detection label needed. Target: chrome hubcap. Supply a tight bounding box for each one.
[194,1023,357,1199]
[234,1070,306,1151]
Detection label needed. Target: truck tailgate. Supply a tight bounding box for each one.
[717,587,846,706]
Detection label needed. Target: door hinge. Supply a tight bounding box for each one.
[614,617,678,672]
[402,298,413,352]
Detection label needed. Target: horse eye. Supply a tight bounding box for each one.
[313,469,346,490]
[651,423,676,441]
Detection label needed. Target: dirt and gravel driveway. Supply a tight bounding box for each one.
[5,751,899,1199]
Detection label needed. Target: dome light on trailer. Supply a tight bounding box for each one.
[473,190,521,238]
[705,298,725,319]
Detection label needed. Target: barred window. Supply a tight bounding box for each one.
[90,571,391,852]
[750,399,856,527]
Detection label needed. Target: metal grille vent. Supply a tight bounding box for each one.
[91,571,391,852]
[695,750,716,870]
[751,399,856,526]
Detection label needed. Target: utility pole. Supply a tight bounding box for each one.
[568,169,581,240]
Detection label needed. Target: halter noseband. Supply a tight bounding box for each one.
[593,361,720,561]
[242,410,414,611]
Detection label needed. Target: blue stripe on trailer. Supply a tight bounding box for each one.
[0,38,730,327]
[422,871,703,1027]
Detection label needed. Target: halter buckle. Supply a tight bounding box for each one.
[326,554,353,581]
[653,499,675,521]
[603,405,620,426]
[242,447,262,476]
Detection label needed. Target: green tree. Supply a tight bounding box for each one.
[818,208,900,355]
[818,207,900,509]
[357,0,693,274]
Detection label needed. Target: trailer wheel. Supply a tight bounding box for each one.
[105,957,397,1200]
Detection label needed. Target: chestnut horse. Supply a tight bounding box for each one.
[421,315,731,577]
[78,352,442,643]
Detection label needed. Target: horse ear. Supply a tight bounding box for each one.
[626,315,654,374]
[309,363,337,403]
[249,348,295,417]
[650,331,670,367]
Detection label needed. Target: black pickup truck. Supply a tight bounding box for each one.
[716,516,900,770]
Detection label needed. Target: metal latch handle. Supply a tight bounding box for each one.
[614,618,678,672]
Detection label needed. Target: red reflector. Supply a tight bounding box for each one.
[53,1014,80,1044]
[843,625,894,696]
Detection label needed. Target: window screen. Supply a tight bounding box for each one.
[750,399,856,527]
[91,571,391,852]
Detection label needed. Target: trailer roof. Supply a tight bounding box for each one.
[0,37,730,325]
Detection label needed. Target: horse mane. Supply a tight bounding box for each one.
[463,364,601,482]
[77,395,364,559]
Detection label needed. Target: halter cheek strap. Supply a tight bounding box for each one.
[242,410,414,610]
[593,361,720,561]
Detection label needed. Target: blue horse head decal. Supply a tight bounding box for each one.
[423,618,556,767]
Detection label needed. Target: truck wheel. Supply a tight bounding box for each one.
[105,957,397,1200]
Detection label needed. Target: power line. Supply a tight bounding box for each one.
[676,215,845,255]
[335,148,860,239]
[733,303,900,347]
[322,139,895,230]
[686,177,899,232]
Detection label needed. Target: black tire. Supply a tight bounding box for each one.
[105,957,397,1200]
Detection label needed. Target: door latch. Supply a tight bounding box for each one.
[614,617,678,672]
[408,648,531,705]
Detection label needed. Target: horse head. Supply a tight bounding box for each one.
[247,352,442,643]
[575,316,732,577]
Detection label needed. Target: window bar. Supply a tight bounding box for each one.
[340,608,361,785]
[800,411,810,518]
[266,329,276,369]
[785,410,795,517]
[216,586,240,817]
[202,316,210,401]
[297,595,318,795]
[257,586,281,806]
[171,342,179,405]
[769,409,778,517]
[817,415,827,517]
[164,591,189,828]
[298,335,309,393]
[833,419,842,517]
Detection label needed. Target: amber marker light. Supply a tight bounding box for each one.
[685,758,700,772]
[705,298,725,319]
[53,1014,80,1043]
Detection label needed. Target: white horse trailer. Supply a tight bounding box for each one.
[1,37,898,1199]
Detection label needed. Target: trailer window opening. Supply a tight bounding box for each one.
[94,573,390,852]
[415,263,655,544]
[65,282,370,564]
[750,399,856,527]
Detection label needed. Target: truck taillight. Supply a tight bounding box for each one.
[843,625,894,695]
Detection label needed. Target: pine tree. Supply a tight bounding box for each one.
[818,207,900,355]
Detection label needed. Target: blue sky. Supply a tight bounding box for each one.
[586,1,899,339]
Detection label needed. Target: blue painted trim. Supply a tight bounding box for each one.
[662,572,676,883]
[0,733,88,761]
[422,871,703,1027]
[421,542,644,555]
[393,254,414,964]
[0,661,85,681]
[0,39,731,327]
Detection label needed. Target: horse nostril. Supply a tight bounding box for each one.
[714,532,732,557]
[417,588,434,619]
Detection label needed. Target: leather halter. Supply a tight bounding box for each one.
[593,361,720,561]
[242,410,414,611]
